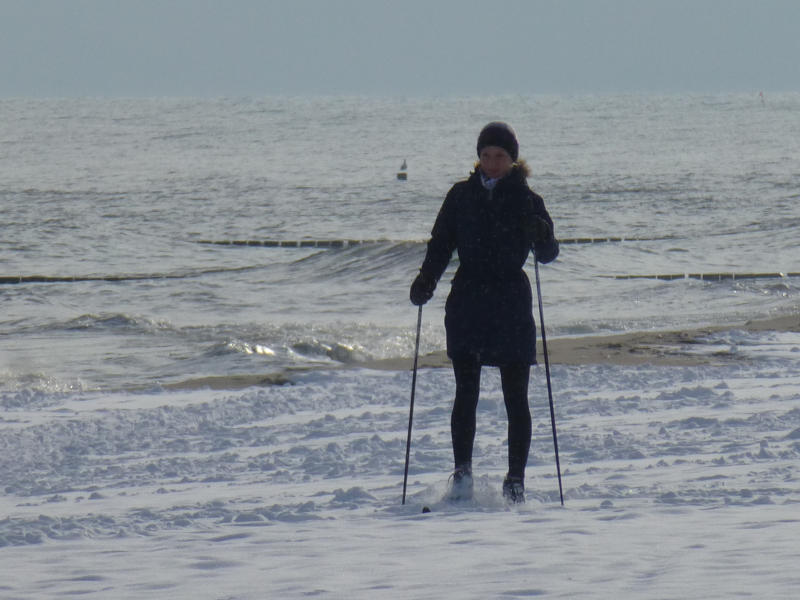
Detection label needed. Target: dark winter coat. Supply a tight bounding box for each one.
[419,162,559,366]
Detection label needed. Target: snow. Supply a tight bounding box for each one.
[2,331,800,599]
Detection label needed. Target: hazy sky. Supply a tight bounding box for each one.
[2,0,798,96]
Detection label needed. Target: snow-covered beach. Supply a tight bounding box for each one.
[3,315,800,598]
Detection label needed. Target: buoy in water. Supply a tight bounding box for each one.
[397,159,407,180]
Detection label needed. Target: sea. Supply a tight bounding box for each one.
[2,93,799,393]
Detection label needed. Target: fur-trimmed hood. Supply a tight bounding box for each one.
[472,158,532,180]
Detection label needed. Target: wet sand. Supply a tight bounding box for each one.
[360,313,800,370]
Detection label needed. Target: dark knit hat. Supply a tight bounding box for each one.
[476,121,519,162]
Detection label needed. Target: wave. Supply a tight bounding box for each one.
[205,335,370,364]
[62,313,175,333]
[289,339,368,363]
[0,373,85,399]
[286,241,424,283]
[210,339,278,357]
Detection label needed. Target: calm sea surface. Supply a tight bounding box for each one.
[2,94,799,391]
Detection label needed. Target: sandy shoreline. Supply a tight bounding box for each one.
[164,313,800,390]
[360,313,800,371]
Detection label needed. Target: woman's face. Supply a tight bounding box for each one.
[479,146,514,179]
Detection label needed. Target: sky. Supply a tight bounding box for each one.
[1,0,798,97]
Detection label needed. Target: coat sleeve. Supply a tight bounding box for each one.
[419,186,459,282]
[529,192,559,264]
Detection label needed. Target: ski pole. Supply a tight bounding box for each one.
[533,249,565,506]
[402,304,423,505]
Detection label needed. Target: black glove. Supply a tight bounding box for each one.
[527,215,553,244]
[410,272,436,306]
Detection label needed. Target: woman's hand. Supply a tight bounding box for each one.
[527,216,553,243]
[410,272,436,305]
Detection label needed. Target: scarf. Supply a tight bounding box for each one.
[480,171,500,190]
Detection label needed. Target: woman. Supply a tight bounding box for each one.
[409,122,559,503]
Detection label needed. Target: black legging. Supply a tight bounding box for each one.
[451,357,532,479]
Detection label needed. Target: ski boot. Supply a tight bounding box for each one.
[447,464,474,501]
[502,475,525,504]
